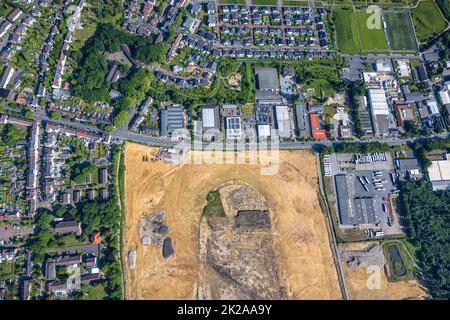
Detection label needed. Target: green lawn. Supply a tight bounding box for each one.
[326,0,354,4]
[355,12,388,50]
[411,1,447,43]
[283,0,309,6]
[219,0,246,4]
[333,9,361,53]
[202,190,226,218]
[252,0,278,5]
[383,11,418,51]
[368,0,408,6]
[72,18,97,52]
[85,283,107,300]
[0,3,12,18]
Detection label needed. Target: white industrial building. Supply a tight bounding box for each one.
[428,154,450,191]
[368,89,389,115]
[0,67,15,89]
[426,100,440,115]
[438,90,450,105]
[201,106,219,129]
[274,105,292,138]
[257,124,271,138]
[367,88,390,136]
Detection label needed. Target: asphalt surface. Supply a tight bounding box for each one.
[27,107,434,151]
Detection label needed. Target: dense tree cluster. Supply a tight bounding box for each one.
[347,80,365,138]
[398,180,450,299]
[89,0,124,21]
[72,164,98,184]
[1,124,27,146]
[73,24,166,103]
[79,200,120,237]
[413,137,450,170]
[436,0,450,22]
[29,209,54,263]
[332,142,391,154]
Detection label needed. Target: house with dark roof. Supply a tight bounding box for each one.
[52,220,81,236]
[396,158,422,180]
[7,8,23,22]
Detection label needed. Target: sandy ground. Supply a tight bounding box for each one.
[123,143,341,300]
[340,242,427,300]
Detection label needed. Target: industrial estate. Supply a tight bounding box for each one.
[0,0,449,301]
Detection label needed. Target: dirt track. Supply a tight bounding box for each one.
[123,143,341,300]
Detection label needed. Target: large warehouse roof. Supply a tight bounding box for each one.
[335,174,355,226]
[274,105,291,138]
[254,67,279,91]
[429,158,450,181]
[201,106,219,129]
[335,174,382,226]
[368,88,389,116]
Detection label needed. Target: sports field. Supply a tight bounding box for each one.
[383,11,418,51]
[355,12,388,51]
[411,0,447,43]
[334,9,361,54]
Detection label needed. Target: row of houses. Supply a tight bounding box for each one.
[0,8,23,38]
[44,251,101,296]
[51,0,85,92]
[0,114,39,216]
[123,0,157,36]
[218,5,318,26]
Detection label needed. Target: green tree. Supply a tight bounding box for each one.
[1,124,24,146]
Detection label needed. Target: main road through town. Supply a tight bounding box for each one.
[29,108,440,150]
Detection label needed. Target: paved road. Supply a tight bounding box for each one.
[27,108,441,150]
[315,152,349,300]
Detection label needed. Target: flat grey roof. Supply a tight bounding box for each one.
[160,106,184,136]
[335,174,355,226]
[398,158,420,171]
[374,114,390,135]
[335,171,389,226]
[254,67,279,91]
[353,197,378,225]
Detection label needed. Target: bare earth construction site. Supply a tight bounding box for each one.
[123,142,341,300]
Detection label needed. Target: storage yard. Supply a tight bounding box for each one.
[123,142,341,300]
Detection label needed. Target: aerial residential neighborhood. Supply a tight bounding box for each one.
[0,0,449,303]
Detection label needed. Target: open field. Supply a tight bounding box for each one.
[0,4,12,18]
[283,0,309,6]
[383,11,418,51]
[368,0,408,6]
[252,0,279,5]
[334,9,361,54]
[355,12,388,51]
[219,0,246,4]
[340,242,427,300]
[123,143,341,300]
[411,1,447,43]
